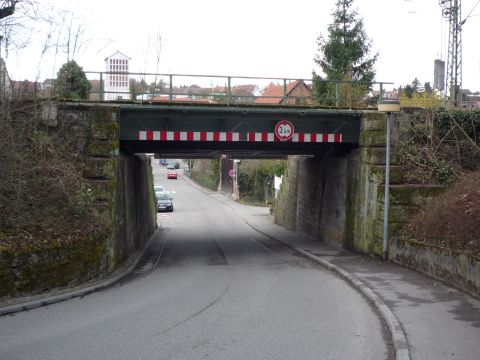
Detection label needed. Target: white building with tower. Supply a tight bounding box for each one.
[104,51,130,100]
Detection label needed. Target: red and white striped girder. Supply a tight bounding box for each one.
[138,131,342,143]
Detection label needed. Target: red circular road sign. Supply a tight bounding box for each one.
[229,169,237,177]
[275,120,295,141]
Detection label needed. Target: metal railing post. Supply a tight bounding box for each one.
[283,79,287,104]
[227,76,231,105]
[100,72,104,101]
[380,83,384,100]
[169,75,173,101]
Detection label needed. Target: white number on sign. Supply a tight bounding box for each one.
[277,124,292,136]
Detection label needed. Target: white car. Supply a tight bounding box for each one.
[154,185,165,193]
[154,184,175,197]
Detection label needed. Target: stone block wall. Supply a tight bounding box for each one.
[274,111,447,257]
[113,151,157,268]
[274,152,350,243]
[0,103,157,297]
[391,239,480,298]
[274,157,299,231]
[68,104,157,271]
[347,112,446,255]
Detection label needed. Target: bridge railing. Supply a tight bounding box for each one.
[84,71,394,108]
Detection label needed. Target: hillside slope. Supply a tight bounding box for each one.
[399,171,480,256]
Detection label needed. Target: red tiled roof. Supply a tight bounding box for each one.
[255,80,310,104]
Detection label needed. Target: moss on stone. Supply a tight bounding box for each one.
[359,130,385,147]
[94,106,119,123]
[375,202,419,223]
[361,116,385,132]
[0,235,108,298]
[91,119,119,140]
[83,158,116,178]
[362,147,386,165]
[377,185,447,205]
[368,165,404,184]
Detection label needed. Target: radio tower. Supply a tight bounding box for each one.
[440,0,463,106]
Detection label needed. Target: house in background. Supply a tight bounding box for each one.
[209,84,260,103]
[104,51,130,101]
[255,80,312,105]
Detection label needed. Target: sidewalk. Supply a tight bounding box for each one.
[219,194,480,360]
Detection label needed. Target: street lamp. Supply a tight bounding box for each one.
[377,99,401,261]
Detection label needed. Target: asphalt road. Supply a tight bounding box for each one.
[0,160,392,360]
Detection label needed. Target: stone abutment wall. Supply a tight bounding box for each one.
[0,102,157,298]
[274,111,445,256]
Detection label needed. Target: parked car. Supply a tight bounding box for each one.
[156,193,173,212]
[166,162,180,169]
[167,171,178,179]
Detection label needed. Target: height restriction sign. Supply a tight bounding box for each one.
[275,120,295,141]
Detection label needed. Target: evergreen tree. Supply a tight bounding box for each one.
[54,60,91,100]
[411,78,422,93]
[424,82,433,94]
[403,84,414,99]
[312,0,377,105]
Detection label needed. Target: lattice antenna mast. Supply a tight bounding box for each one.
[440,0,463,105]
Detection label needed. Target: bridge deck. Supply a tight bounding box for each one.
[118,102,366,157]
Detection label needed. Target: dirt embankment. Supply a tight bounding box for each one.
[399,171,480,257]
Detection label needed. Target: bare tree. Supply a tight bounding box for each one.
[0,1,44,55]
[0,0,16,20]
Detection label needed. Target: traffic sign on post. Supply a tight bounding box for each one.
[275,120,295,141]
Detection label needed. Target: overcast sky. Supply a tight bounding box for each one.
[3,0,480,91]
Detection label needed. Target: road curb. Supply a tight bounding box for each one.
[243,220,411,360]
[0,229,160,317]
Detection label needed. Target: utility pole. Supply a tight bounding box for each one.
[440,0,463,106]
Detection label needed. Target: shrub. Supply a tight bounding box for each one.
[54,60,91,100]
[397,108,480,185]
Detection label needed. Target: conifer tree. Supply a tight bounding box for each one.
[312,0,377,105]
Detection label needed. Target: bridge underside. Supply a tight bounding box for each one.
[121,139,356,159]
[119,103,362,158]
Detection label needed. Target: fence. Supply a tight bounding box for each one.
[84,71,394,108]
